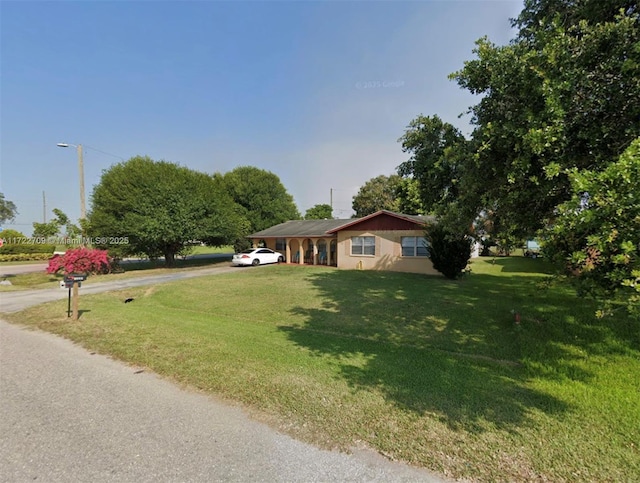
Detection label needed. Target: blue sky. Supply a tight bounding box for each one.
[1,0,522,233]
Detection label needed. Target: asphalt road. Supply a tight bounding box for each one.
[0,262,49,276]
[0,267,445,482]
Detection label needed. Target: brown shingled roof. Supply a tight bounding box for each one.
[248,210,434,239]
[249,219,351,238]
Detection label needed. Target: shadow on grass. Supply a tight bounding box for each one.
[281,261,638,432]
[118,254,232,272]
[483,256,555,274]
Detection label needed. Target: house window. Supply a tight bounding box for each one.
[317,240,328,265]
[351,236,375,256]
[401,236,429,257]
[275,238,286,251]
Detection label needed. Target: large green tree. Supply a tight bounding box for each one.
[448,0,640,237]
[352,174,426,218]
[218,166,300,233]
[305,204,333,220]
[352,174,402,217]
[395,177,426,215]
[89,156,245,266]
[397,115,469,217]
[396,115,471,239]
[0,193,17,225]
[543,138,640,318]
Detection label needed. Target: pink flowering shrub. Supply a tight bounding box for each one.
[47,247,111,275]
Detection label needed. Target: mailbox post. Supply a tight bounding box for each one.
[63,273,87,320]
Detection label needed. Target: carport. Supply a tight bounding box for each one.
[248,219,348,267]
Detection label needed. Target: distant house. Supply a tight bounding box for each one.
[248,210,438,275]
[524,239,542,258]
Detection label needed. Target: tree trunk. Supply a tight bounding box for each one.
[164,249,175,267]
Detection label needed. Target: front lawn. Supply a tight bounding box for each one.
[188,244,234,255]
[6,258,639,481]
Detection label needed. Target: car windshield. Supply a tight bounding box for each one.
[240,249,255,254]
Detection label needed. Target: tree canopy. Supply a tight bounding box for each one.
[397,115,469,218]
[218,166,300,233]
[305,204,333,220]
[32,209,80,238]
[0,193,18,225]
[398,3,639,233]
[89,156,245,266]
[394,177,425,216]
[444,0,640,237]
[542,138,640,318]
[352,175,402,217]
[395,0,639,311]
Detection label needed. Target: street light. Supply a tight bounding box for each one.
[56,143,85,220]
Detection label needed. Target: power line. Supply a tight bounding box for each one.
[84,145,125,161]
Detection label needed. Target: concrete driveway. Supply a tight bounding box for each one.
[0,267,445,482]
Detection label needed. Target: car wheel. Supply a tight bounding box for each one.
[252,258,260,266]
[278,256,284,263]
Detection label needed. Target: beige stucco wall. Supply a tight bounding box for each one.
[336,230,438,275]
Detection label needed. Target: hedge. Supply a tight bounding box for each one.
[0,253,54,262]
[0,244,56,255]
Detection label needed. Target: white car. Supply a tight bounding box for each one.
[232,248,284,266]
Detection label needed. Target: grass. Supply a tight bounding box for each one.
[5,258,639,482]
[0,271,63,291]
[188,244,233,255]
[113,254,232,272]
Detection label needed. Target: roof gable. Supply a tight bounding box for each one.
[326,210,432,233]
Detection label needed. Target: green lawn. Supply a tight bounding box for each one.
[6,258,639,482]
[0,271,63,291]
[188,244,233,255]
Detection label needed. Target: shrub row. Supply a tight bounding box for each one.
[0,253,54,262]
[0,244,56,255]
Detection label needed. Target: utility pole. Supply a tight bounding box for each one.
[42,191,47,222]
[77,144,86,220]
[56,143,86,220]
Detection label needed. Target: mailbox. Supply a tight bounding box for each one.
[64,273,87,283]
[64,273,88,319]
